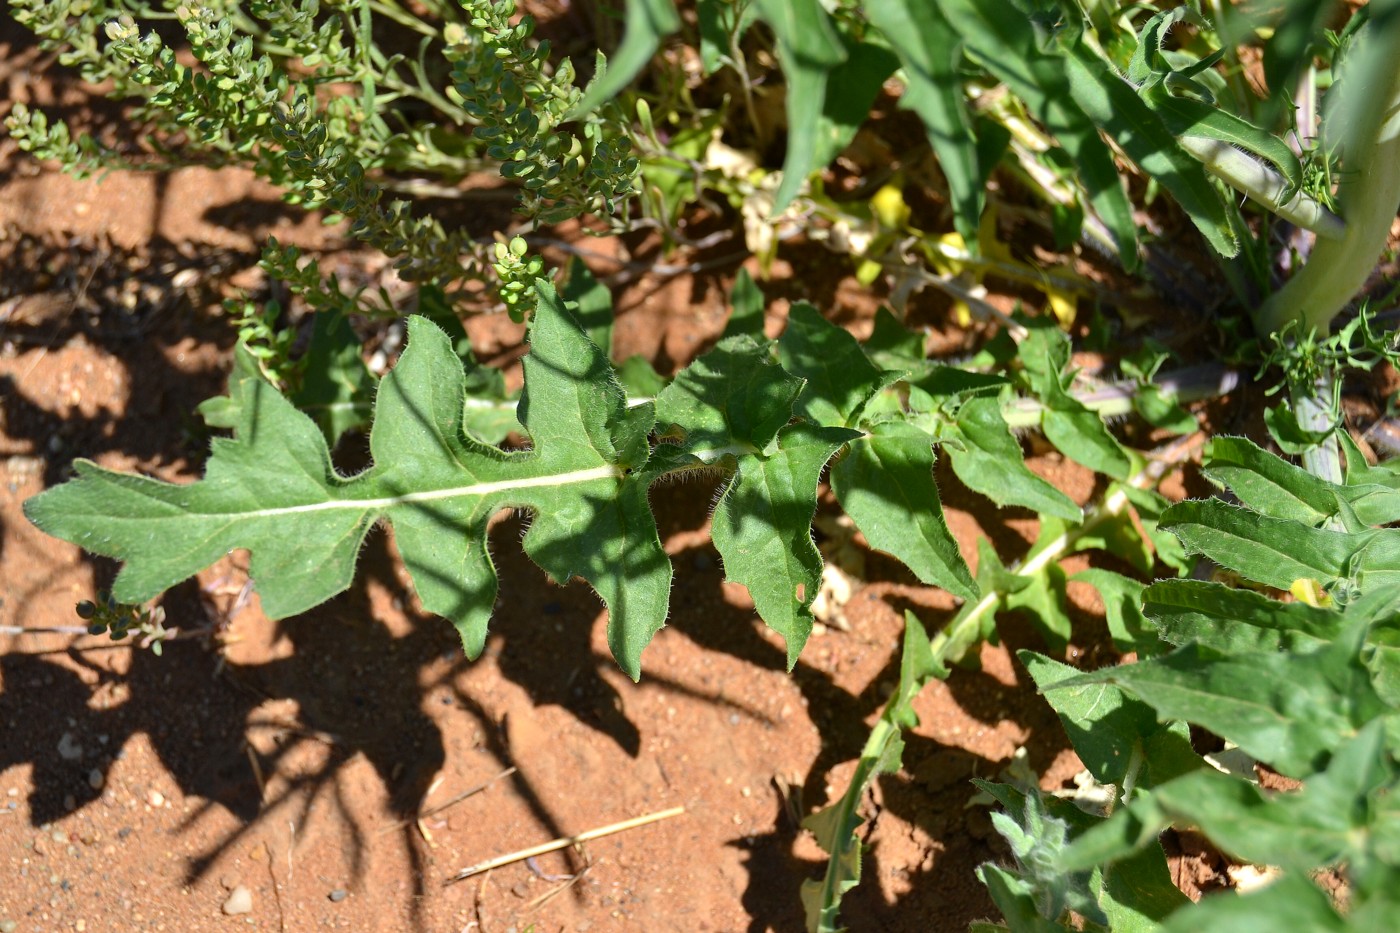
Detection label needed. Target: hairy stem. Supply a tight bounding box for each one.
[1253,11,1400,337]
[1177,136,1345,240]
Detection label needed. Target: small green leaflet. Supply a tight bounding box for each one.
[654,334,859,667]
[802,611,941,933]
[945,397,1082,522]
[26,283,671,680]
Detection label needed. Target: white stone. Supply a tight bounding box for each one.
[221,886,253,915]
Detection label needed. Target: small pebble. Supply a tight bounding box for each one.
[57,733,83,761]
[328,889,347,903]
[88,769,104,790]
[1,919,16,932]
[146,790,164,808]
[222,885,253,915]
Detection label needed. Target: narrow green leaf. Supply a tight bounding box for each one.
[1143,579,1340,653]
[570,0,682,118]
[777,303,889,427]
[1058,622,1390,777]
[830,422,977,601]
[697,0,760,76]
[712,422,859,668]
[802,611,940,933]
[1057,41,1238,257]
[1202,435,1342,526]
[723,266,766,339]
[866,0,985,245]
[814,34,899,172]
[946,397,1082,521]
[932,0,1141,267]
[755,0,848,211]
[1159,499,1354,590]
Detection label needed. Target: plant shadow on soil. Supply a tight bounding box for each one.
[1,224,1094,932]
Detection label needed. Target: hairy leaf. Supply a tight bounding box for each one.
[945,397,1082,522]
[654,335,858,664]
[712,422,858,667]
[1019,323,1131,480]
[1160,499,1354,590]
[1022,651,1164,787]
[830,422,977,601]
[27,283,671,679]
[1058,622,1389,777]
[778,302,890,427]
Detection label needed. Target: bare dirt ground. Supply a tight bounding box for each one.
[0,17,1246,933]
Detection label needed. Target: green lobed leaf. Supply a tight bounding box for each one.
[26,283,671,680]
[1021,651,1164,787]
[1154,720,1396,874]
[977,863,1074,932]
[830,422,977,601]
[944,397,1082,522]
[654,334,803,455]
[1019,323,1131,480]
[711,421,859,668]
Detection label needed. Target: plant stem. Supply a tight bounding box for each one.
[928,432,1203,667]
[1253,11,1400,337]
[1292,373,1344,487]
[1177,136,1345,240]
